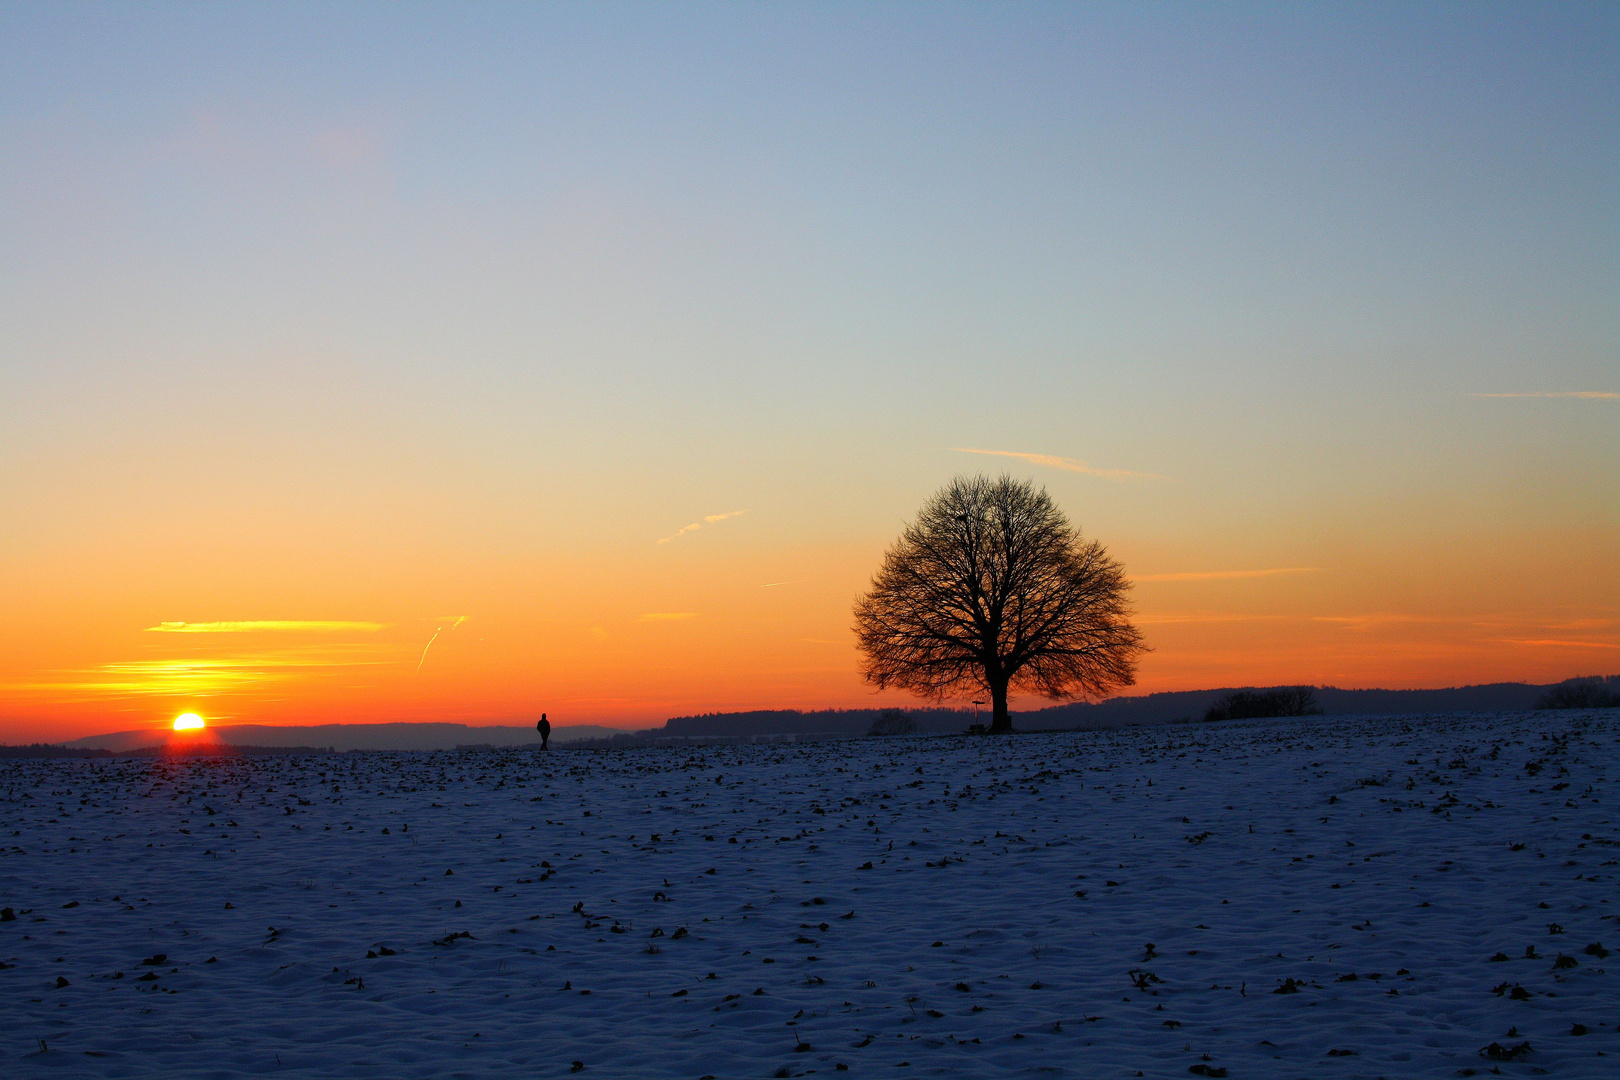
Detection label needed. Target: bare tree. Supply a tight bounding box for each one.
[853,475,1145,734]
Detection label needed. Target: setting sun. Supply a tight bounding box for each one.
[173,713,205,731]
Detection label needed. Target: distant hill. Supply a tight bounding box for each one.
[571,676,1620,746]
[1020,681,1565,729]
[62,722,622,753]
[27,677,1614,755]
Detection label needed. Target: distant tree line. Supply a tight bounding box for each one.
[1204,686,1321,723]
[867,710,919,737]
[0,744,113,759]
[0,742,333,759]
[1535,676,1620,711]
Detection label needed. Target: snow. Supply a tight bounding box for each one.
[3,710,1617,1078]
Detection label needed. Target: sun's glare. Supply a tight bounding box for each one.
[173,712,205,731]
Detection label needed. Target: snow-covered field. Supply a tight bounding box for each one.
[3,711,1616,1078]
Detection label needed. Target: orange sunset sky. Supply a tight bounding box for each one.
[2,5,1616,742]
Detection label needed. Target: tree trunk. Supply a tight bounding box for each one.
[988,675,1012,734]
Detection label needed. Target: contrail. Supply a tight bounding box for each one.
[415,615,469,673]
[657,509,749,544]
[415,628,441,674]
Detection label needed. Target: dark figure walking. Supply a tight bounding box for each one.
[536,713,551,751]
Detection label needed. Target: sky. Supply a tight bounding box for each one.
[1,2,1615,742]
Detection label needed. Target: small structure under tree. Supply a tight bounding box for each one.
[853,474,1145,734]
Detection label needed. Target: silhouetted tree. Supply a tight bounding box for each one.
[853,475,1145,734]
[1203,686,1321,722]
[867,710,919,737]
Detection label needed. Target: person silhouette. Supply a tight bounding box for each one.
[536,713,551,751]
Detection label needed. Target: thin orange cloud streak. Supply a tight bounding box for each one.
[950,448,1163,481]
[1494,638,1620,649]
[1133,612,1290,626]
[145,620,388,633]
[1310,613,1458,629]
[1469,391,1618,399]
[1133,568,1321,582]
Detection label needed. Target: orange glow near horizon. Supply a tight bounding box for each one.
[2,519,1615,744]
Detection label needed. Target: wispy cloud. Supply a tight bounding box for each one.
[1313,613,1457,632]
[1469,392,1618,399]
[1542,619,1620,631]
[1133,568,1321,582]
[638,612,700,621]
[656,509,748,544]
[951,448,1163,481]
[759,581,796,588]
[145,620,388,633]
[1495,638,1620,649]
[1311,615,1620,638]
[1133,612,1290,625]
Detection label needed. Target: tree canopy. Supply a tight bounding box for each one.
[853,475,1145,733]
